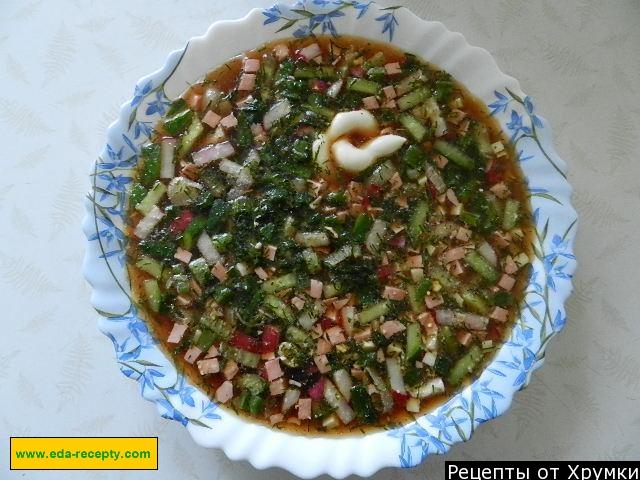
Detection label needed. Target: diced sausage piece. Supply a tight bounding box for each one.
[167,323,188,344]
[452,260,465,276]
[265,358,283,381]
[261,351,276,361]
[238,73,256,91]
[174,247,193,264]
[425,295,444,309]
[316,338,332,355]
[406,255,423,268]
[380,320,406,338]
[389,172,403,190]
[362,96,380,109]
[223,359,239,380]
[434,154,448,169]
[490,306,509,323]
[243,58,260,73]
[299,43,321,61]
[382,99,397,109]
[456,330,473,346]
[186,94,203,111]
[291,296,306,310]
[220,113,238,128]
[254,267,269,280]
[333,297,350,310]
[498,273,516,291]
[384,62,402,75]
[326,326,346,345]
[309,279,323,299]
[417,312,438,335]
[353,328,372,342]
[382,286,406,301]
[211,262,227,282]
[270,378,286,396]
[314,354,331,373]
[215,381,233,403]
[251,123,265,138]
[297,398,312,420]
[197,358,220,375]
[183,346,202,364]
[270,413,284,424]
[456,227,472,242]
[202,110,222,129]
[383,85,397,99]
[446,188,460,206]
[264,245,277,261]
[441,246,466,263]
[204,344,219,358]
[504,256,518,275]
[274,43,290,61]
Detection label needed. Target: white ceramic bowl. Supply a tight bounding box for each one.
[83,1,577,477]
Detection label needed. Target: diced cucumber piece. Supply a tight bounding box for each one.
[434,140,475,170]
[136,255,163,279]
[188,257,210,285]
[324,244,352,268]
[194,328,216,351]
[465,250,500,283]
[407,285,425,313]
[346,77,381,95]
[397,87,430,111]
[200,315,233,341]
[238,373,267,396]
[502,199,520,231]
[301,248,321,273]
[408,200,429,244]
[399,113,428,142]
[462,290,490,315]
[164,108,193,136]
[142,279,162,312]
[261,272,297,293]
[138,144,161,188]
[181,216,207,250]
[430,266,459,291]
[264,295,294,322]
[448,345,482,386]
[135,180,167,215]
[357,301,389,324]
[224,346,260,368]
[286,325,314,351]
[178,115,204,158]
[405,322,422,361]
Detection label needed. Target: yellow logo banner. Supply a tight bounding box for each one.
[10,437,158,470]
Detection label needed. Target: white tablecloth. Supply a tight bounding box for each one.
[1,0,639,478]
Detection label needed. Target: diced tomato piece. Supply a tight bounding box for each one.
[311,79,328,92]
[391,390,409,409]
[388,234,406,249]
[308,377,325,401]
[169,210,194,234]
[258,365,269,380]
[293,49,308,62]
[377,264,394,282]
[485,167,503,185]
[350,66,364,78]
[230,331,260,353]
[259,325,280,353]
[486,323,502,342]
[320,317,334,330]
[426,182,439,199]
[367,183,382,198]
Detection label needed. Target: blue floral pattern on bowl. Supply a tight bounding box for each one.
[82,1,577,477]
